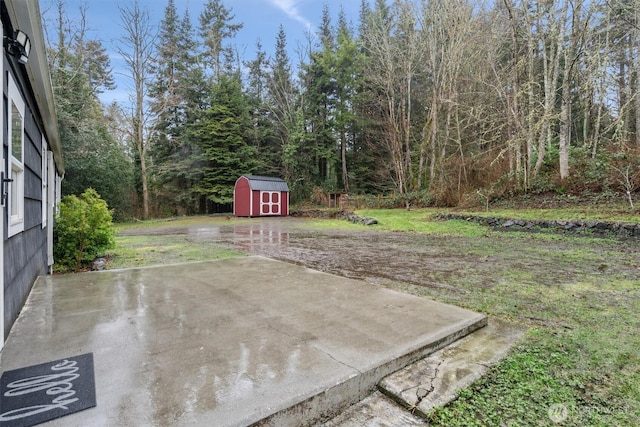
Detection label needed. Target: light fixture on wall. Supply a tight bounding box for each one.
[4,29,31,65]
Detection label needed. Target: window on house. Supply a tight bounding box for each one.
[8,75,25,237]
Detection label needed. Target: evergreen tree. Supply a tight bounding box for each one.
[300,4,340,190]
[334,11,360,192]
[46,2,134,219]
[349,1,383,193]
[199,0,243,80]
[267,26,304,197]
[245,40,282,176]
[149,1,203,214]
[150,0,181,160]
[187,75,258,210]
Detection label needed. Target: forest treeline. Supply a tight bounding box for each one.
[44,0,640,219]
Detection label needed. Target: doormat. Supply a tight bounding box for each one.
[0,353,96,427]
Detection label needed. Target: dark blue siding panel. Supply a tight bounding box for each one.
[3,71,49,339]
[25,199,41,230]
[4,226,46,338]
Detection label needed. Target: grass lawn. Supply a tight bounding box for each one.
[352,208,640,426]
[109,216,246,269]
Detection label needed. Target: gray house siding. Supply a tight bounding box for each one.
[3,62,49,339]
[1,0,64,346]
[4,228,46,337]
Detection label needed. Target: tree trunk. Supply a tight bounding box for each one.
[559,61,571,180]
[118,2,155,219]
[533,2,566,177]
[137,116,149,219]
[592,11,610,159]
[341,132,349,192]
[559,2,577,181]
[635,8,640,147]
[428,99,438,185]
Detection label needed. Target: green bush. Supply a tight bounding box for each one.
[54,188,115,272]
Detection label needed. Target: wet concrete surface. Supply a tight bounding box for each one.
[0,257,485,426]
[321,391,427,427]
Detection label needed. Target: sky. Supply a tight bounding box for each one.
[40,0,364,105]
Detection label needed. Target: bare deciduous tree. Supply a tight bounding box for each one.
[117,1,157,219]
[363,0,422,205]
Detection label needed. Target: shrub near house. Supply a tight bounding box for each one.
[54,189,115,272]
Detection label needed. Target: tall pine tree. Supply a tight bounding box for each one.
[187,75,258,211]
[199,0,243,80]
[149,1,203,214]
[245,40,281,176]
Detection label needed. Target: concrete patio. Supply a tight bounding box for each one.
[0,257,486,426]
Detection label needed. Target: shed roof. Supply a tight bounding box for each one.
[244,175,289,192]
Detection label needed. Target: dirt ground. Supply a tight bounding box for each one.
[120,217,640,320]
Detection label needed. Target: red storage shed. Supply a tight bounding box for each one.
[234,175,290,217]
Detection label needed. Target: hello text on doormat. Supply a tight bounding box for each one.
[0,353,96,427]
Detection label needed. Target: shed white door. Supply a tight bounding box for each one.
[260,191,280,215]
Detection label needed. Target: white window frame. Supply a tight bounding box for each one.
[42,136,48,228]
[8,74,25,237]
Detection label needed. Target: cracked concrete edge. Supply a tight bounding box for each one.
[318,391,427,427]
[253,315,488,427]
[377,317,526,419]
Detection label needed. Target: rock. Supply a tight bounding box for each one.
[344,214,378,226]
[364,218,378,226]
[437,213,639,239]
[565,221,579,230]
[92,258,106,271]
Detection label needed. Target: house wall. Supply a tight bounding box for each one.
[3,59,48,339]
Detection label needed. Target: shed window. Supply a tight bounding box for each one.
[8,75,25,237]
